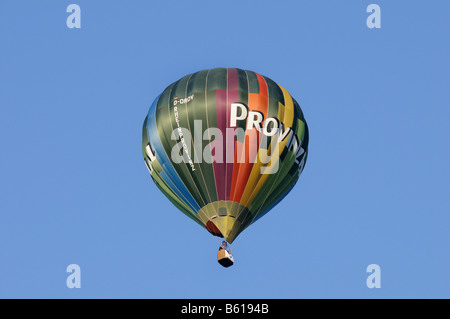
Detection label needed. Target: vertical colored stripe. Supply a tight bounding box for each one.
[146,94,201,212]
[225,68,239,200]
[232,73,269,203]
[214,90,227,200]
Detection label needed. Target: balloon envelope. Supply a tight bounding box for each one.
[143,68,308,243]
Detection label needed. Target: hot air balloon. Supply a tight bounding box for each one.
[142,68,308,267]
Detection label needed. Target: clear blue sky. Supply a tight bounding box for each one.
[0,0,448,298]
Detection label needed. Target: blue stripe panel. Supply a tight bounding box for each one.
[146,95,201,212]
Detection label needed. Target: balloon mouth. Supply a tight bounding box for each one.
[197,201,251,244]
[206,221,223,238]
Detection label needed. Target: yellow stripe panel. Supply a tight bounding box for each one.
[239,85,296,207]
[279,85,294,128]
